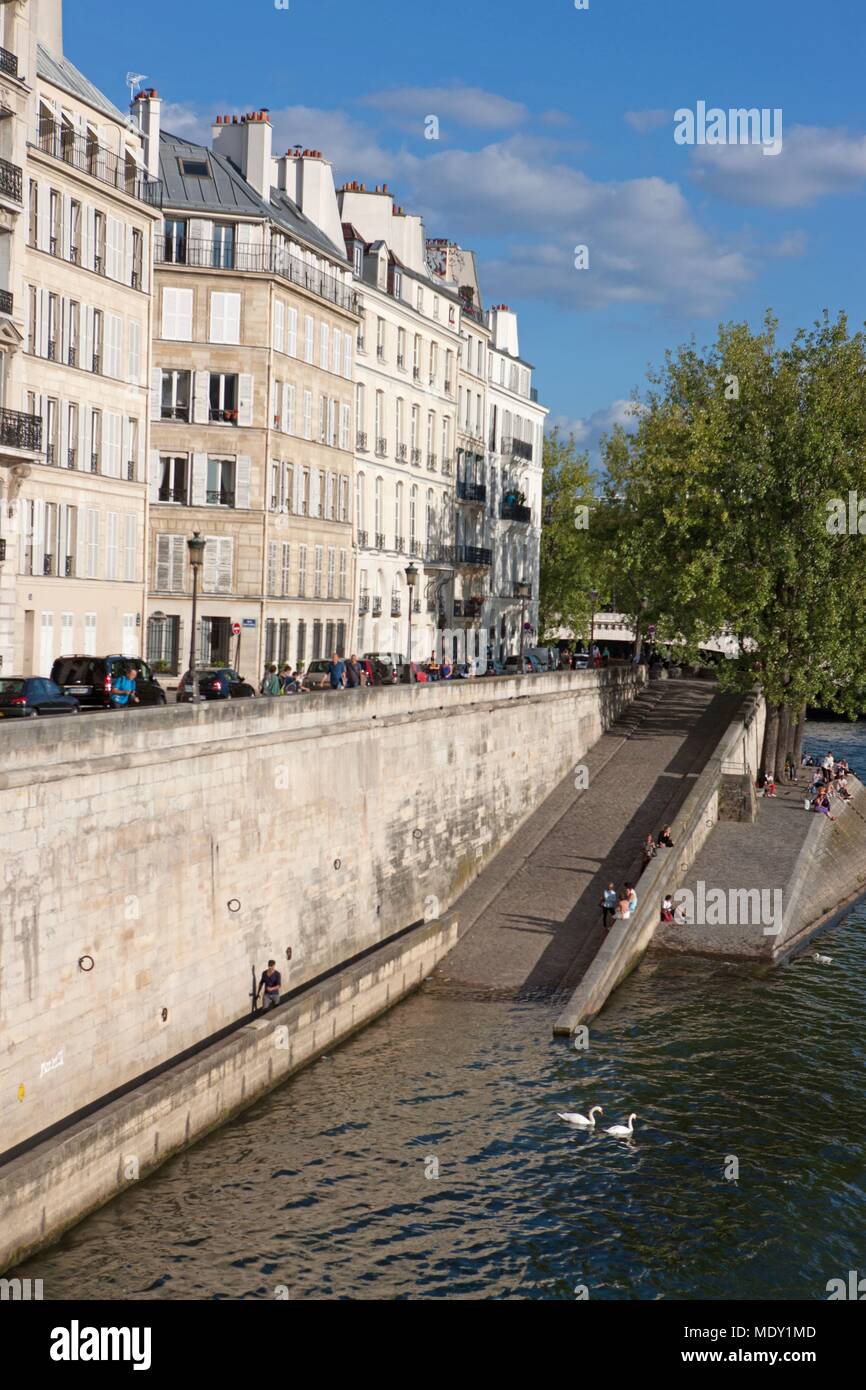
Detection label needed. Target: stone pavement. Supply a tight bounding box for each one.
[432,680,744,998]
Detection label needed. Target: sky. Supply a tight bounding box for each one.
[67,0,866,464]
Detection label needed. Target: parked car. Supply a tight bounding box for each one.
[363,652,404,685]
[300,659,336,689]
[0,677,80,719]
[504,653,540,675]
[50,655,167,709]
[480,660,506,677]
[572,652,590,670]
[178,667,256,701]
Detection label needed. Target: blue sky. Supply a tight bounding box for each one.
[68,0,866,459]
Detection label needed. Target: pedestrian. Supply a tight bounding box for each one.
[261,663,281,696]
[345,653,362,689]
[602,646,610,667]
[592,644,602,669]
[327,651,346,689]
[441,656,452,680]
[641,833,657,870]
[601,882,617,930]
[256,959,282,1011]
[661,894,674,923]
[763,770,777,798]
[625,882,638,915]
[111,663,139,708]
[280,663,297,693]
[428,651,441,681]
[617,888,631,921]
[657,825,674,848]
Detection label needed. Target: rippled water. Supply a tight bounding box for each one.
[16,721,866,1300]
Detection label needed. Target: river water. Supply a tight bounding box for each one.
[17,721,866,1301]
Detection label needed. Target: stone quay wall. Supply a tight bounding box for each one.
[1,667,644,1158]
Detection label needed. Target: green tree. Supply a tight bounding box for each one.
[538,428,597,642]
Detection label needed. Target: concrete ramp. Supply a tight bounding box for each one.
[432,681,743,998]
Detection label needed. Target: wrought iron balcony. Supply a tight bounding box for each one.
[158,487,188,504]
[0,289,12,316]
[372,597,383,616]
[67,449,76,469]
[161,406,190,423]
[396,443,407,462]
[67,346,77,368]
[127,460,136,481]
[0,538,5,563]
[375,532,386,550]
[90,453,99,472]
[45,444,56,466]
[413,367,421,381]
[357,529,368,548]
[356,431,368,451]
[206,489,235,506]
[375,437,387,457]
[0,46,19,80]
[65,556,74,577]
[36,121,162,207]
[395,535,405,552]
[444,379,453,395]
[391,597,402,616]
[427,544,492,568]
[0,407,42,453]
[454,597,485,619]
[377,345,385,361]
[0,157,23,205]
[457,480,487,504]
[153,234,356,310]
[460,298,485,325]
[441,457,453,476]
[44,553,55,576]
[411,448,422,466]
[512,439,534,461]
[501,501,532,523]
[427,454,437,471]
[359,594,370,614]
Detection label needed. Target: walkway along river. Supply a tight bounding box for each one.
[13,718,866,1299]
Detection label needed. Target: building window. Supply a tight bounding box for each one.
[93,211,106,275]
[212,222,235,270]
[206,457,235,507]
[312,619,323,660]
[298,544,307,596]
[159,456,188,504]
[209,373,239,424]
[161,369,191,422]
[162,218,187,264]
[314,544,323,597]
[296,620,306,665]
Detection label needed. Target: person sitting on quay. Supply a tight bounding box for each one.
[641,834,657,871]
[657,825,674,848]
[625,882,638,916]
[673,900,689,926]
[617,888,632,921]
[440,656,452,680]
[661,894,674,923]
[761,770,777,798]
[835,775,852,803]
[812,789,837,821]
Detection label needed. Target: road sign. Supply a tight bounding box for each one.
[242,618,257,628]
[231,622,241,636]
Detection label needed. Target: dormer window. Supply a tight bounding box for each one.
[353,243,363,276]
[390,267,402,299]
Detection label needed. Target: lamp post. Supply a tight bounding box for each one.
[186,530,206,703]
[589,587,599,656]
[634,594,649,665]
[405,562,418,682]
[514,579,532,673]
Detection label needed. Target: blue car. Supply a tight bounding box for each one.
[0,676,80,719]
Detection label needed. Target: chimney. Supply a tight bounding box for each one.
[212,110,273,198]
[32,0,63,55]
[132,89,162,181]
[274,148,344,249]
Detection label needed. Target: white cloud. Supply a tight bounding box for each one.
[689,124,866,206]
[161,102,212,143]
[548,400,643,472]
[768,230,808,258]
[363,84,527,132]
[624,109,670,135]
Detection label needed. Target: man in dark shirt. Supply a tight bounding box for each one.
[256,960,282,1011]
[328,652,346,689]
[345,654,362,688]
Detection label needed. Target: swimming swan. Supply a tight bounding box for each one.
[604,1114,637,1138]
[557,1105,603,1128]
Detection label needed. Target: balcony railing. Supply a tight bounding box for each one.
[357,529,368,548]
[375,532,386,550]
[65,556,74,577]
[35,121,162,207]
[391,598,401,616]
[0,407,42,453]
[209,408,238,425]
[372,597,382,616]
[206,489,235,507]
[501,501,532,524]
[395,535,405,552]
[161,406,189,423]
[90,453,99,473]
[396,443,407,461]
[375,437,387,457]
[45,444,55,466]
[0,289,12,316]
[0,46,19,80]
[154,235,356,310]
[441,457,453,476]
[359,594,370,614]
[427,544,493,568]
[460,298,485,325]
[356,431,368,452]
[427,454,437,471]
[454,598,485,619]
[457,480,486,504]
[411,448,422,466]
[158,487,188,504]
[127,460,136,481]
[413,599,421,614]
[0,157,23,205]
[67,449,76,469]
[0,538,5,562]
[67,345,77,368]
[512,438,534,461]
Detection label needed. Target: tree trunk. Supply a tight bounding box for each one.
[774,705,790,782]
[761,704,780,780]
[792,702,807,767]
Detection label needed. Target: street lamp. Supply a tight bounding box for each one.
[187,530,206,703]
[589,588,599,656]
[405,562,418,682]
[634,593,650,665]
[514,579,532,673]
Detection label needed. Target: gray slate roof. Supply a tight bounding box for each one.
[160,131,348,265]
[37,43,127,123]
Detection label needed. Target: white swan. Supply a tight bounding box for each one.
[604,1113,637,1138]
[814,953,833,965]
[557,1105,603,1128]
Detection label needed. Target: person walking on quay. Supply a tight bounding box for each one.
[256,960,282,1011]
[280,663,298,693]
[261,664,281,696]
[328,652,346,689]
[111,664,139,708]
[345,654,363,689]
[601,882,617,930]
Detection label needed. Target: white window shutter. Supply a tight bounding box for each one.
[37,180,50,252]
[61,193,72,260]
[82,205,94,271]
[128,320,141,384]
[106,511,118,579]
[191,453,208,507]
[293,464,303,513]
[286,384,295,435]
[60,299,70,364]
[179,289,193,339]
[170,535,185,592]
[150,368,162,422]
[59,398,69,468]
[193,370,210,424]
[332,329,341,375]
[203,538,218,593]
[274,300,284,353]
[238,373,253,426]
[38,289,49,356]
[82,305,93,371]
[320,322,329,369]
[33,498,45,575]
[189,217,212,244]
[155,533,171,590]
[125,225,134,286]
[149,450,161,504]
[217,538,233,592]
[288,307,297,356]
[310,469,321,518]
[280,382,289,433]
[226,293,241,344]
[162,287,175,339]
[122,416,131,476]
[80,403,89,472]
[209,292,224,343]
[344,332,352,379]
[235,455,251,510]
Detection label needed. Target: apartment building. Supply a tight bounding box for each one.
[0,0,158,675]
[144,102,358,678]
[485,304,547,660]
[338,183,462,660]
